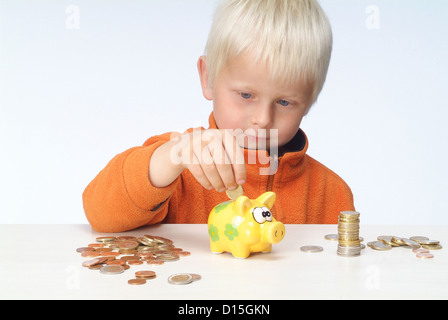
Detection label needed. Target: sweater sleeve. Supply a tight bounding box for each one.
[82,134,179,232]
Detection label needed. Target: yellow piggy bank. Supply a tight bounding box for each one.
[207,192,285,258]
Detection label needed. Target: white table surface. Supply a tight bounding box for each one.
[1,224,447,300]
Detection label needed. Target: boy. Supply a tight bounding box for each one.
[83,0,355,232]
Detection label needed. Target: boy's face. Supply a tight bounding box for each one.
[198,52,313,151]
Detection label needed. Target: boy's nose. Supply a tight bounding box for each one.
[251,104,273,129]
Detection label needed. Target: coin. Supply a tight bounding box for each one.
[147,259,164,265]
[324,234,338,241]
[401,238,421,249]
[119,240,139,250]
[100,251,120,257]
[369,241,392,251]
[100,265,125,275]
[300,245,323,253]
[82,257,107,267]
[106,259,126,266]
[76,247,96,253]
[337,245,362,257]
[96,236,117,243]
[391,236,406,246]
[417,239,439,245]
[88,243,105,248]
[88,264,104,270]
[117,236,138,241]
[168,273,193,285]
[135,270,156,279]
[416,253,434,259]
[128,279,146,285]
[410,236,429,242]
[81,251,101,258]
[226,184,244,200]
[422,244,442,250]
[156,254,180,262]
[189,273,202,282]
[413,248,430,254]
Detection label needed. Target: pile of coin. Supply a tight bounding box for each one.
[368,235,442,259]
[337,211,362,257]
[77,234,194,285]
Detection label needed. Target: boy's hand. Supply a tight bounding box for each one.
[173,129,246,192]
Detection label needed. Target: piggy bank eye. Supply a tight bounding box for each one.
[262,206,273,222]
[252,207,266,224]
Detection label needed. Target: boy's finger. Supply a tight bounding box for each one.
[199,145,226,192]
[212,146,238,190]
[221,132,246,185]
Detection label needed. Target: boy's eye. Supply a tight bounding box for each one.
[241,93,252,99]
[277,99,290,107]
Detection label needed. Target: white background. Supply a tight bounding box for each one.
[1,0,447,225]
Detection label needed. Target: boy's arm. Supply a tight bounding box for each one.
[82,135,180,232]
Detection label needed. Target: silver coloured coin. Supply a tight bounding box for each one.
[300,245,323,253]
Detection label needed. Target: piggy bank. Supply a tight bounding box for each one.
[207,192,285,258]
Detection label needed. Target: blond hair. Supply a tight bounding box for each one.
[205,0,333,103]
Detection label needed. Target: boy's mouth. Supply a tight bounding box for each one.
[244,134,268,142]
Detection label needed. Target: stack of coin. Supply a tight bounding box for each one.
[337,211,362,257]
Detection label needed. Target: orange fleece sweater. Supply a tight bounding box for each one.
[83,113,355,232]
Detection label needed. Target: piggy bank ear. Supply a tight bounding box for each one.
[234,196,253,216]
[255,192,276,209]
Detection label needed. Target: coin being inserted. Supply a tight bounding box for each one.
[226,185,244,200]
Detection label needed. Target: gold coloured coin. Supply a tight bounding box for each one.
[417,239,439,245]
[391,236,406,246]
[226,185,244,200]
[96,236,117,243]
[422,244,442,250]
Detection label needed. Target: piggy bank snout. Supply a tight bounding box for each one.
[261,221,285,244]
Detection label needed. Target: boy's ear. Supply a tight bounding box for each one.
[197,56,213,101]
